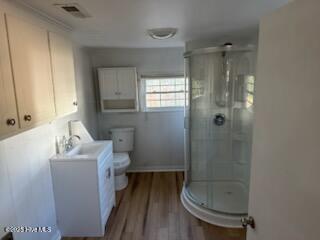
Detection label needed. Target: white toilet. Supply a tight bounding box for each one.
[109,128,134,191]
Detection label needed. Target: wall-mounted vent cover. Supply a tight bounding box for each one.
[53,3,91,18]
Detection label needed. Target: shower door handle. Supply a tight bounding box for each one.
[241,216,255,229]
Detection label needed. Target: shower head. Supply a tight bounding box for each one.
[222,42,233,57]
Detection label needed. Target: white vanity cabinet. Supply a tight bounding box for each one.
[50,141,115,237]
[98,67,138,112]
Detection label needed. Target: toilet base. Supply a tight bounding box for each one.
[115,174,128,191]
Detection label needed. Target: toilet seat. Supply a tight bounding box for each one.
[113,153,130,168]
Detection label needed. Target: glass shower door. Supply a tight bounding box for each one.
[186,50,255,215]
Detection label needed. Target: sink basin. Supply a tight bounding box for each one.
[66,142,104,156]
[51,141,113,161]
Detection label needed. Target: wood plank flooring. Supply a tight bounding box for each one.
[63,172,246,240]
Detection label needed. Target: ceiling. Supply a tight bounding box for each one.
[17,0,289,48]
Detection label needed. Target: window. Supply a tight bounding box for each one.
[141,76,185,111]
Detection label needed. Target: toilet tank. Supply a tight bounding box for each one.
[109,128,134,152]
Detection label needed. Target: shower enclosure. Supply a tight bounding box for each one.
[181,45,256,227]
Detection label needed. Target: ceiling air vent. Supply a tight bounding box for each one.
[54,3,91,18]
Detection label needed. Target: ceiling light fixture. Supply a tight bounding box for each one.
[147,28,178,40]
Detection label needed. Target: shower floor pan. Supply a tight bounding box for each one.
[181,181,248,228]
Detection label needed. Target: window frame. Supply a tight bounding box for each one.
[140,74,186,112]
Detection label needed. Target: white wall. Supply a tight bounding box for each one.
[89,47,185,171]
[0,2,97,239]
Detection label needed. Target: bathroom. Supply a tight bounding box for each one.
[0,0,319,240]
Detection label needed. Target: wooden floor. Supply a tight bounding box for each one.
[63,172,246,240]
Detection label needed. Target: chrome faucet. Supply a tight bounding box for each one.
[56,134,81,154]
[64,135,81,152]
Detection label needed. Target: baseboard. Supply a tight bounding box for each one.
[51,230,61,240]
[127,166,184,173]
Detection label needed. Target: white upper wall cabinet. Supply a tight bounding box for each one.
[5,14,56,128]
[49,32,78,117]
[0,13,19,136]
[98,67,138,112]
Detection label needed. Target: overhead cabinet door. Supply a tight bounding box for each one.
[117,68,136,99]
[6,15,56,128]
[0,13,19,136]
[49,32,77,117]
[98,68,118,100]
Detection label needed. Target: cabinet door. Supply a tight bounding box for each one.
[117,68,136,99]
[98,68,118,99]
[49,32,77,117]
[6,15,56,128]
[0,14,19,135]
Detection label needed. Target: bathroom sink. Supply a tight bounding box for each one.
[51,141,113,161]
[66,142,105,156]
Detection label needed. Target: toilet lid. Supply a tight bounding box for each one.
[113,153,130,167]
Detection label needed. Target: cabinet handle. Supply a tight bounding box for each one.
[24,115,32,121]
[73,101,78,106]
[6,118,16,126]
